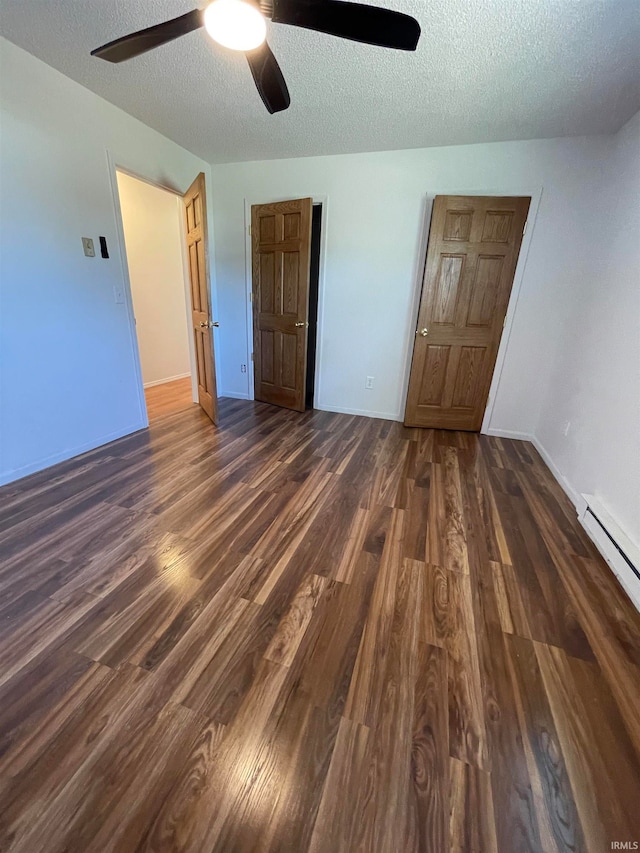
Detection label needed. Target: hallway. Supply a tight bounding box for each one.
[144,377,195,421]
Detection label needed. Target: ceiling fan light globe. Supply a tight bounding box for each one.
[204,0,266,51]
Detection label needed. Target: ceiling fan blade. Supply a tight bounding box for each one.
[246,42,291,113]
[91,9,204,63]
[270,0,420,50]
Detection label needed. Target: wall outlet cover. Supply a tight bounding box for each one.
[82,237,95,257]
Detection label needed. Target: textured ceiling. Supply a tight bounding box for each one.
[1,0,639,163]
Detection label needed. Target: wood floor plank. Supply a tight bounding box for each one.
[308,715,371,853]
[0,400,638,851]
[449,757,498,853]
[441,447,470,574]
[505,633,586,853]
[408,641,449,852]
[343,508,406,728]
[141,717,226,851]
[469,567,544,851]
[263,573,327,667]
[419,561,450,648]
[256,694,341,853]
[403,481,431,562]
[297,554,380,717]
[172,657,290,852]
[353,556,423,852]
[535,642,640,849]
[446,570,488,769]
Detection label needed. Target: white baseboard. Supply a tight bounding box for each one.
[314,401,401,421]
[482,428,581,505]
[143,372,191,389]
[482,428,582,509]
[524,440,639,614]
[216,395,398,418]
[482,427,534,441]
[528,435,581,509]
[0,420,148,487]
[219,390,250,400]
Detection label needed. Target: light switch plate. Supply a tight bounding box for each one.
[82,237,95,257]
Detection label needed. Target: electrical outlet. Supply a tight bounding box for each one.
[562,421,571,436]
[113,284,125,304]
[241,364,247,374]
[82,237,95,257]
[365,376,374,390]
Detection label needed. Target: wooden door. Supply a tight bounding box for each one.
[251,198,313,412]
[405,195,530,430]
[184,173,218,424]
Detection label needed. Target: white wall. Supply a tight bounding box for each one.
[211,134,609,431]
[116,172,191,388]
[535,111,640,549]
[0,38,216,485]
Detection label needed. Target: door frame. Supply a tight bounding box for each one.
[400,185,543,435]
[242,195,329,406]
[106,151,201,424]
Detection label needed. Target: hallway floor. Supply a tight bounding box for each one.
[144,377,194,421]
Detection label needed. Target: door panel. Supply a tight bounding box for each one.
[184,173,218,424]
[467,256,504,326]
[418,345,450,406]
[281,333,298,390]
[252,198,313,412]
[432,255,464,323]
[404,195,530,430]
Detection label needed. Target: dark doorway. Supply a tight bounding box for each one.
[305,204,322,409]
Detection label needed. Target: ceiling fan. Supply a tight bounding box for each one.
[91,0,421,114]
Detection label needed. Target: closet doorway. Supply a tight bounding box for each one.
[250,198,322,412]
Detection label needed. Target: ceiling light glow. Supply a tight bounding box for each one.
[204,0,266,52]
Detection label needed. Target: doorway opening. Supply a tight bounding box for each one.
[250,197,323,413]
[305,203,322,409]
[116,170,197,422]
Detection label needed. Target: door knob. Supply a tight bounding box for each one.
[200,321,220,329]
[295,321,308,328]
[416,327,428,337]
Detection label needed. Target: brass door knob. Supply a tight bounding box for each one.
[200,321,220,329]
[416,327,428,337]
[295,321,308,328]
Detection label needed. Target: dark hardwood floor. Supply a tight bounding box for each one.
[0,399,638,852]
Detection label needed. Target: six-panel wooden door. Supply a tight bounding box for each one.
[404,195,530,430]
[183,173,218,424]
[251,198,313,412]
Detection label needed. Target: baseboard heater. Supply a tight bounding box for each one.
[579,495,640,613]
